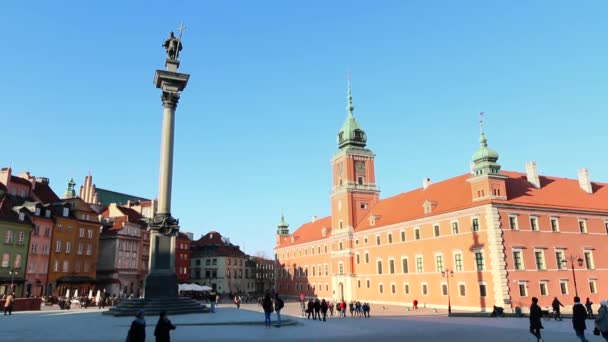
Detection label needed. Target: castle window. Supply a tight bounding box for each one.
[360,203,368,209]
[358,177,364,185]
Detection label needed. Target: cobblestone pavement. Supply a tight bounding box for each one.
[0,302,592,341]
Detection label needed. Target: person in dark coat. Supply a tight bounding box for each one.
[313,298,321,321]
[585,298,594,319]
[154,310,176,342]
[127,309,146,342]
[529,297,543,342]
[552,296,564,320]
[572,296,589,342]
[306,299,314,319]
[320,299,328,322]
[262,293,274,328]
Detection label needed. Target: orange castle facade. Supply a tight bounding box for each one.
[274,86,608,312]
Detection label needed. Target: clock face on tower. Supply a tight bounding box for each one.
[355,160,366,173]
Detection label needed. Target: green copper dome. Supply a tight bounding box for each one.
[337,80,367,149]
[277,213,289,229]
[471,132,499,162]
[471,129,502,177]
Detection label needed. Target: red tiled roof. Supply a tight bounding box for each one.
[117,206,143,224]
[32,182,60,204]
[192,231,226,246]
[498,171,608,211]
[10,176,32,186]
[357,173,475,231]
[284,170,608,244]
[279,216,332,246]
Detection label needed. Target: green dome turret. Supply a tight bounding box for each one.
[471,114,501,176]
[337,78,367,149]
[277,212,289,236]
[472,132,499,162]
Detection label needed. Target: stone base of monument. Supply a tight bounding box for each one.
[103,297,209,317]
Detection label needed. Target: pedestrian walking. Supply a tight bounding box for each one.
[126,309,146,342]
[3,292,14,315]
[320,299,328,321]
[572,296,589,342]
[234,295,241,309]
[262,293,274,329]
[154,310,176,342]
[274,293,284,328]
[307,299,314,319]
[209,287,217,313]
[314,298,321,321]
[595,300,608,341]
[340,300,347,318]
[585,298,594,319]
[552,296,564,321]
[529,297,544,342]
[329,301,334,317]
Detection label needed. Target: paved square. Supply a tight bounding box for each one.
[0,303,591,341]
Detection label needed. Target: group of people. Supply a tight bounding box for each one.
[529,296,608,342]
[300,298,371,320]
[261,292,284,328]
[126,309,176,342]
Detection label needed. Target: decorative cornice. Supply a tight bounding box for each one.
[161,92,180,109]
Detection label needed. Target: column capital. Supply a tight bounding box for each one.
[161,92,180,109]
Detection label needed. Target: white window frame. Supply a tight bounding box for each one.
[414,227,421,240]
[401,256,409,274]
[539,281,549,296]
[403,282,410,294]
[530,216,539,231]
[550,217,560,232]
[415,255,424,273]
[451,220,460,235]
[518,281,528,297]
[559,280,569,295]
[458,281,466,296]
[390,282,396,294]
[433,223,440,237]
[435,253,444,273]
[584,250,595,270]
[453,251,464,271]
[534,249,546,271]
[471,216,480,232]
[512,249,525,271]
[578,219,588,233]
[589,279,598,294]
[509,215,519,230]
[378,282,384,294]
[421,282,428,296]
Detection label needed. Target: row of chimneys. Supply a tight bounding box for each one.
[525,161,593,193]
[420,162,594,193]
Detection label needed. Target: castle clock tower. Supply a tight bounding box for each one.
[330,78,379,301]
[331,79,379,232]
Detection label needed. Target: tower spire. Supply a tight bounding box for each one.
[347,70,354,117]
[471,112,500,176]
[479,112,488,147]
[337,70,367,149]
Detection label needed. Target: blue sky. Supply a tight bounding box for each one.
[1,1,607,256]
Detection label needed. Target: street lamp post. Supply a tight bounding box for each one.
[9,267,18,294]
[441,268,454,314]
[562,255,584,297]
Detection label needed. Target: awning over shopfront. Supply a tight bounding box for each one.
[55,276,96,284]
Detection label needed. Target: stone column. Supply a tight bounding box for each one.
[158,91,179,216]
[144,61,189,299]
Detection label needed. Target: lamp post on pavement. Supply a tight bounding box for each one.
[441,268,454,314]
[9,267,18,294]
[562,255,584,297]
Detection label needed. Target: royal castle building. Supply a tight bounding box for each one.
[274,82,608,312]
